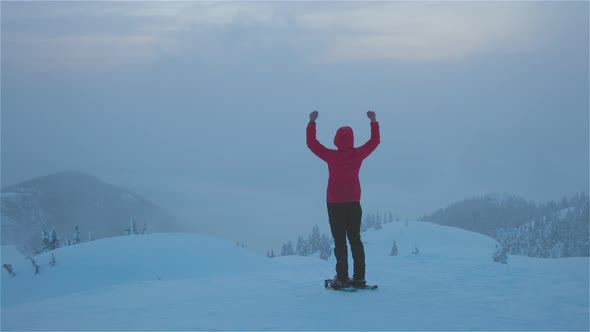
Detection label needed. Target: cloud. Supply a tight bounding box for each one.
[296,2,541,63]
[0,1,574,71]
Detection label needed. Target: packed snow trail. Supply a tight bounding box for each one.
[2,222,588,330]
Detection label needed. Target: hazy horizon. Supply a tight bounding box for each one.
[2,1,588,253]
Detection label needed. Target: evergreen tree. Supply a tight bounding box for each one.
[132,218,139,234]
[412,245,420,255]
[49,229,60,250]
[27,257,40,275]
[88,232,95,241]
[493,244,509,264]
[296,236,308,256]
[281,241,295,256]
[72,225,81,245]
[550,242,564,258]
[41,229,50,253]
[142,222,148,234]
[50,253,57,267]
[270,249,276,258]
[365,213,375,230]
[126,217,139,235]
[375,221,383,230]
[310,225,321,253]
[319,234,333,260]
[390,240,398,256]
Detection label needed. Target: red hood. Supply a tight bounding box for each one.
[334,126,354,150]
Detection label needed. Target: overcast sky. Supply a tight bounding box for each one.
[1,1,588,253]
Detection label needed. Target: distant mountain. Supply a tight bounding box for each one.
[1,171,178,255]
[421,192,589,257]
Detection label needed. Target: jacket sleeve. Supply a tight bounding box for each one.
[358,122,380,160]
[306,122,332,162]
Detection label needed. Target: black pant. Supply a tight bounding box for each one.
[327,201,365,281]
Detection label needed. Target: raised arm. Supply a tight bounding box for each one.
[306,111,332,162]
[358,111,380,160]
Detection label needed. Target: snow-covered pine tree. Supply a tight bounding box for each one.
[126,217,139,235]
[364,213,375,230]
[270,249,276,258]
[390,240,398,256]
[375,220,383,230]
[319,234,333,260]
[50,253,57,267]
[3,264,16,277]
[142,222,148,234]
[27,257,40,275]
[296,236,308,256]
[41,229,50,253]
[412,245,420,255]
[310,225,321,253]
[132,218,139,235]
[360,221,368,232]
[550,241,564,258]
[88,232,95,241]
[49,229,60,250]
[493,243,509,264]
[280,241,295,256]
[72,225,81,245]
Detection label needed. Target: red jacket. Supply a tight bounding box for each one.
[307,121,380,203]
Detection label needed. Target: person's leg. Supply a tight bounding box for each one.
[346,202,365,281]
[327,203,348,281]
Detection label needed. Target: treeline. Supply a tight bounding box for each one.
[35,217,148,255]
[270,211,400,260]
[422,193,589,258]
[496,193,588,257]
[421,193,540,236]
[268,225,333,260]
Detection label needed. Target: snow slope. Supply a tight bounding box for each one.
[1,222,588,331]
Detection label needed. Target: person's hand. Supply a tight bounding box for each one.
[367,111,377,122]
[310,110,319,122]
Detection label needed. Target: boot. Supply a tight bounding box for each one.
[349,278,366,288]
[330,275,350,289]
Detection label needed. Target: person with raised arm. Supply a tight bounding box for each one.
[307,110,380,289]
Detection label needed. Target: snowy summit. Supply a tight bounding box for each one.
[2,221,588,330]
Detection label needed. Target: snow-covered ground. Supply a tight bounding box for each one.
[1,221,588,330]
